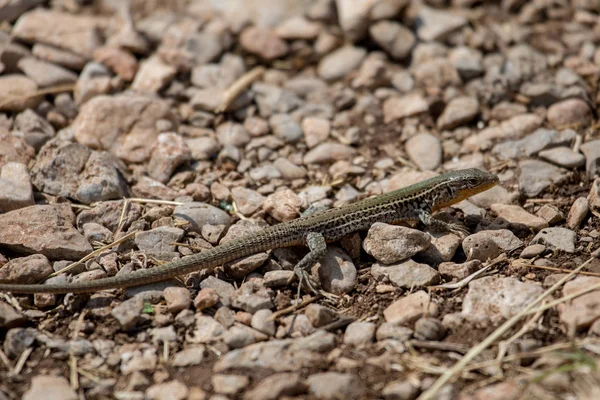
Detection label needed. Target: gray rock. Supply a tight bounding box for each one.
[416,6,467,41]
[305,304,339,328]
[264,270,295,288]
[240,26,288,60]
[449,46,483,80]
[201,276,235,307]
[547,98,592,128]
[405,133,442,171]
[539,147,586,168]
[3,327,37,359]
[369,21,415,60]
[0,302,25,329]
[147,133,192,184]
[382,380,419,400]
[317,46,366,81]
[111,297,144,331]
[462,229,522,261]
[418,232,461,263]
[269,114,303,143]
[0,162,34,212]
[243,373,306,400]
[0,254,52,284]
[304,142,355,164]
[437,97,479,130]
[135,227,185,253]
[558,277,600,330]
[376,323,414,341]
[172,345,205,367]
[518,159,568,197]
[231,187,266,216]
[213,374,250,395]
[491,204,548,231]
[438,260,482,280]
[383,290,438,325]
[372,259,440,289]
[383,94,429,123]
[536,204,564,225]
[224,252,269,279]
[306,372,365,399]
[492,128,576,161]
[230,281,274,313]
[173,202,231,233]
[18,56,77,88]
[251,309,276,336]
[163,287,191,314]
[343,321,376,346]
[520,244,546,258]
[566,197,588,230]
[363,223,431,264]
[414,317,446,341]
[0,74,41,111]
[581,140,600,179]
[253,83,303,118]
[223,325,260,349]
[13,108,55,150]
[531,227,577,253]
[310,246,357,295]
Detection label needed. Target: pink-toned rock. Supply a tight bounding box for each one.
[547,98,592,128]
[0,74,42,111]
[558,276,600,330]
[383,290,438,324]
[194,288,220,311]
[93,46,138,81]
[263,189,302,222]
[240,27,288,60]
[72,94,178,163]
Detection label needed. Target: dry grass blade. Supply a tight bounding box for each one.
[525,263,600,278]
[12,347,32,375]
[0,84,74,109]
[217,66,265,113]
[269,294,321,321]
[418,257,595,400]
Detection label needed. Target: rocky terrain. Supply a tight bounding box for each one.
[1,0,600,399]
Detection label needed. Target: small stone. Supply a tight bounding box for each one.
[186,136,221,161]
[0,162,34,212]
[243,373,306,400]
[135,226,185,253]
[531,227,577,253]
[547,98,592,128]
[146,380,189,400]
[536,205,564,225]
[462,229,522,261]
[23,376,77,400]
[363,223,431,264]
[461,276,544,323]
[383,94,429,123]
[147,133,192,183]
[306,372,365,399]
[438,260,481,280]
[492,128,576,161]
[418,232,461,263]
[369,21,415,60]
[491,204,548,231]
[93,46,138,81]
[172,345,205,367]
[111,297,144,331]
[231,187,266,216]
[275,16,320,40]
[344,321,376,346]
[417,6,468,41]
[3,327,37,359]
[372,259,440,289]
[520,244,546,258]
[310,246,357,295]
[231,281,274,313]
[212,374,250,395]
[519,160,568,197]
[163,287,191,314]
[0,74,41,111]
[224,324,261,349]
[302,117,330,148]
[558,276,600,330]
[132,56,176,93]
[240,27,288,60]
[538,147,585,168]
[437,97,479,130]
[405,133,442,171]
[270,114,303,143]
[382,380,419,400]
[304,142,355,164]
[318,46,366,81]
[469,185,515,209]
[194,287,220,311]
[0,302,25,329]
[414,317,446,341]
[0,254,52,284]
[173,202,231,234]
[305,304,339,328]
[376,323,414,341]
[567,197,589,230]
[251,309,276,336]
[264,270,295,288]
[18,57,77,88]
[581,140,600,179]
[273,158,307,179]
[384,290,437,325]
[263,188,302,222]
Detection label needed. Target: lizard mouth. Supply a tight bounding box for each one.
[433,174,499,211]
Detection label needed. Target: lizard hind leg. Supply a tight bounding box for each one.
[291,231,327,301]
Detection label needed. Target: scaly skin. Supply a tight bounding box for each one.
[0,168,498,294]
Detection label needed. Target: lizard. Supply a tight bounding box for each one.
[0,168,498,295]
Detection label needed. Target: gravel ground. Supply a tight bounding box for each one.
[1,0,600,399]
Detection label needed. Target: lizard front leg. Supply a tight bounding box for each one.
[291,231,327,300]
[418,210,469,238]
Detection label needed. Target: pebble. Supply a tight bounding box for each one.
[383,290,438,325]
[462,229,522,261]
[531,227,577,253]
[372,259,440,289]
[369,20,415,60]
[18,56,77,87]
[566,197,588,229]
[376,323,414,341]
[263,188,302,222]
[73,62,111,105]
[302,117,330,148]
[173,202,231,233]
[243,373,306,400]
[273,157,307,179]
[132,56,176,93]
[163,287,191,314]
[536,204,564,225]
[269,114,303,143]
[343,321,376,346]
[93,46,138,81]
[240,27,288,60]
[419,232,461,263]
[111,297,144,331]
[22,375,77,400]
[317,46,367,81]
[382,381,419,400]
[520,244,546,258]
[303,142,355,164]
[405,132,442,171]
[463,114,543,151]
[438,260,482,280]
[72,94,177,163]
[264,270,295,288]
[470,382,521,400]
[558,276,600,330]
[383,94,429,123]
[0,162,34,212]
[518,159,568,197]
[172,345,205,367]
[469,185,516,208]
[275,16,320,40]
[306,372,366,400]
[212,374,250,395]
[0,302,25,329]
[461,276,544,323]
[580,140,600,179]
[417,6,468,41]
[305,304,339,328]
[538,146,585,168]
[490,203,548,231]
[231,187,266,216]
[251,309,276,336]
[547,98,592,128]
[310,246,357,295]
[0,204,92,260]
[194,287,220,311]
[449,46,483,80]
[217,122,251,147]
[146,380,189,400]
[3,327,37,359]
[363,223,431,264]
[492,128,576,161]
[590,179,600,214]
[0,254,52,283]
[414,317,446,341]
[0,74,41,111]
[437,96,479,130]
[231,281,274,313]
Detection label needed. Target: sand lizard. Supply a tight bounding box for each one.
[0,168,498,294]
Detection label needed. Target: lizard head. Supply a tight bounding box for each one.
[432,168,499,211]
